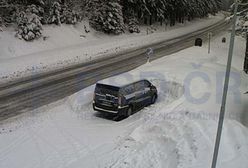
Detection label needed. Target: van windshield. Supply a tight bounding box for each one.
[95,84,120,97]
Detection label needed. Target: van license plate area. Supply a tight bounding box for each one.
[101,101,112,107]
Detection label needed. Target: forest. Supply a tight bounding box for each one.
[0,0,222,41]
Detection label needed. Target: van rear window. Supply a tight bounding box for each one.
[95,84,119,96]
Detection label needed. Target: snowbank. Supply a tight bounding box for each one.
[108,117,248,168]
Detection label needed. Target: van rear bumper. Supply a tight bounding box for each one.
[93,103,128,115]
[94,106,119,114]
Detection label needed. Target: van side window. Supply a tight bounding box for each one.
[144,80,151,88]
[123,85,135,95]
[135,81,145,91]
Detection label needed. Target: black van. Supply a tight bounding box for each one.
[93,80,157,117]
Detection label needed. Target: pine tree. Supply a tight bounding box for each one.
[2,0,222,37]
[60,4,80,24]
[0,16,3,31]
[15,7,43,41]
[0,0,6,29]
[47,1,62,25]
[88,0,103,31]
[127,15,140,33]
[104,0,124,34]
[90,0,124,34]
[121,0,221,27]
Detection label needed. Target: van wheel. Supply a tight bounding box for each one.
[151,95,157,104]
[126,106,133,117]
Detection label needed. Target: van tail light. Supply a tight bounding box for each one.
[118,97,122,105]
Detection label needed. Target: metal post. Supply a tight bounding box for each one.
[211,1,239,168]
[208,32,212,54]
[244,33,248,73]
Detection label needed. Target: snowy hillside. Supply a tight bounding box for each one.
[0,31,247,168]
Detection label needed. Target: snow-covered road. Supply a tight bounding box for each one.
[0,31,247,168]
[0,14,224,84]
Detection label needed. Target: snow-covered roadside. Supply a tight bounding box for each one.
[0,30,247,168]
[101,32,248,168]
[0,14,224,85]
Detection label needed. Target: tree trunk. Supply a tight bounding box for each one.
[149,14,152,25]
[144,17,147,25]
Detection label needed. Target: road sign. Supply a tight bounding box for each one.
[146,48,154,63]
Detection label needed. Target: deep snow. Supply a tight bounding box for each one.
[0,30,247,168]
[0,14,224,85]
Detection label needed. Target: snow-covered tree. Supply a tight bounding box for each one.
[15,10,43,41]
[26,4,44,15]
[47,1,61,25]
[1,0,222,37]
[103,0,124,34]
[0,0,7,6]
[88,0,102,30]
[90,0,124,34]
[127,15,140,33]
[60,5,80,24]
[46,1,80,25]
